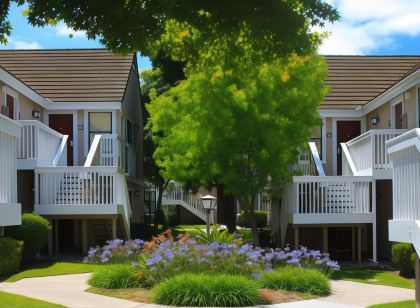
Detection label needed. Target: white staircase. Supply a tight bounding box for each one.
[162,184,210,222]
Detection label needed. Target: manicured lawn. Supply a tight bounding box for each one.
[0,291,63,307]
[332,268,415,289]
[3,262,102,282]
[367,300,415,308]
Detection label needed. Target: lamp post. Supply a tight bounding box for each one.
[201,195,217,235]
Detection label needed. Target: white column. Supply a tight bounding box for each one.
[372,180,377,262]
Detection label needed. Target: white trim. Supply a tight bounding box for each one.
[321,117,327,163]
[0,68,49,109]
[332,118,362,176]
[416,86,420,128]
[44,111,78,166]
[2,86,20,120]
[84,110,116,157]
[0,113,21,138]
[363,68,420,115]
[48,102,121,110]
[319,109,362,118]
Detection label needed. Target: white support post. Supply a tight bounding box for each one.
[372,180,377,262]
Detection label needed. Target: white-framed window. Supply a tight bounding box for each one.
[309,118,326,161]
[88,112,112,146]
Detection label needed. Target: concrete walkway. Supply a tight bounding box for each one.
[0,273,415,308]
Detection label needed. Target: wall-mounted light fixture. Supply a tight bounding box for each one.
[32,110,41,119]
[134,125,139,132]
[135,190,140,197]
[371,116,380,125]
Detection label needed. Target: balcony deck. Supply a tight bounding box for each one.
[17,120,68,169]
[342,129,408,179]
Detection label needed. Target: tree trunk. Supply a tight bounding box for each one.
[239,196,260,247]
[154,180,169,229]
[216,184,237,233]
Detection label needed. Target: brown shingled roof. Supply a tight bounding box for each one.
[0,49,134,103]
[323,56,420,110]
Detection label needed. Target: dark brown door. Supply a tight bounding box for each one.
[6,94,14,119]
[49,114,73,166]
[394,102,403,129]
[337,121,361,175]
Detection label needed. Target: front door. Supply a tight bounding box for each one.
[49,114,74,166]
[337,121,361,175]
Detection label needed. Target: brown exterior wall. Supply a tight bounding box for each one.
[324,117,333,175]
[365,102,391,130]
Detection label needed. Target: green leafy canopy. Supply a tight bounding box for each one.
[148,55,328,198]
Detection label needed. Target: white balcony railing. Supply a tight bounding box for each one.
[0,114,20,204]
[343,129,408,176]
[0,114,21,226]
[17,120,68,168]
[34,166,131,236]
[291,142,325,176]
[100,134,122,168]
[284,176,372,216]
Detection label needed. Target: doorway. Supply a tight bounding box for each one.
[49,114,74,165]
[336,121,361,175]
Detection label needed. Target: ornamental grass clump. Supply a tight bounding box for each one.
[259,266,331,296]
[152,274,269,307]
[84,239,144,264]
[88,264,142,289]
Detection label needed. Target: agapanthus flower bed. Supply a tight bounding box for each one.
[84,231,339,288]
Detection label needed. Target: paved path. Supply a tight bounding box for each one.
[0,273,415,308]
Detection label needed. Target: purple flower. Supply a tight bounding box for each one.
[251,272,262,279]
[100,257,109,263]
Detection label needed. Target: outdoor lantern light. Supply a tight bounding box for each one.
[201,195,217,234]
[371,116,380,125]
[32,110,41,119]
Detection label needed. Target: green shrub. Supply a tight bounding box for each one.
[153,274,268,307]
[88,264,142,289]
[237,211,268,228]
[391,243,416,277]
[0,237,23,277]
[259,266,331,295]
[5,213,49,262]
[194,226,243,245]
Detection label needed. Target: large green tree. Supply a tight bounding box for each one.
[148,55,328,245]
[1,1,337,57]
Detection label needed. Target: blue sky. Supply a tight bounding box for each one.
[3,0,420,61]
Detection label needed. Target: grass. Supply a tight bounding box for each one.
[0,291,63,307]
[259,266,331,296]
[88,264,141,289]
[2,262,102,282]
[89,285,315,305]
[367,300,415,308]
[152,273,267,307]
[332,268,415,289]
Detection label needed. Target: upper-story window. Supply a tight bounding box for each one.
[2,91,18,120]
[88,112,112,145]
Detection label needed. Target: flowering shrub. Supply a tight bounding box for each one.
[84,231,339,288]
[85,239,143,264]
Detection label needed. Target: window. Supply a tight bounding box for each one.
[309,124,323,160]
[2,93,17,120]
[88,112,112,145]
[126,120,133,145]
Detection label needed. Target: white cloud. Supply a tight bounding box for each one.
[0,38,42,49]
[56,24,86,38]
[317,0,420,54]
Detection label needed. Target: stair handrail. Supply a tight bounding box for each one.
[341,142,358,176]
[308,142,325,176]
[52,135,69,166]
[84,134,102,167]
